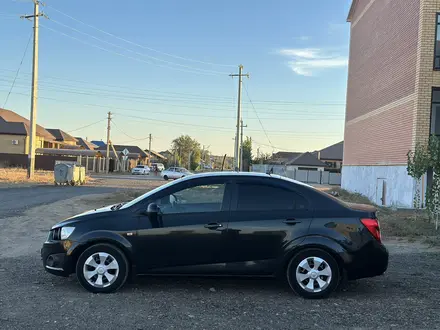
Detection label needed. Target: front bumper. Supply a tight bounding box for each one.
[41,240,75,277]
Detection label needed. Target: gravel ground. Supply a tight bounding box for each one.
[1,184,440,329]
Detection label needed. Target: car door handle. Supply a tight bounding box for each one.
[283,219,301,225]
[204,223,223,230]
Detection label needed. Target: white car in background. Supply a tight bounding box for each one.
[161,167,192,180]
[152,163,165,171]
[131,165,150,175]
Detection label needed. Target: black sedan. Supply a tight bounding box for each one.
[41,172,388,299]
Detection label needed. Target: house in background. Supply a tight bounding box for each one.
[0,108,60,154]
[343,0,437,207]
[144,149,167,163]
[313,141,343,171]
[91,140,106,148]
[269,151,327,171]
[97,144,149,169]
[75,137,98,150]
[46,129,78,148]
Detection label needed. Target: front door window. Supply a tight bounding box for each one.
[155,183,226,215]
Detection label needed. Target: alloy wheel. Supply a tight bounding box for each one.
[295,256,332,293]
[83,252,119,288]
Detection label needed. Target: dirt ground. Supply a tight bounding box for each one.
[1,179,440,329]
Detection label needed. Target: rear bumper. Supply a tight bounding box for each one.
[41,241,75,277]
[346,240,389,280]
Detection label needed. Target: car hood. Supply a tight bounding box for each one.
[51,204,117,229]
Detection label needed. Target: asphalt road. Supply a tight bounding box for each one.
[0,186,116,218]
[1,184,440,329]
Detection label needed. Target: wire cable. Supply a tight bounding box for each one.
[3,33,32,108]
[111,119,150,142]
[40,24,222,77]
[243,82,274,149]
[66,119,106,133]
[47,18,229,75]
[46,4,236,68]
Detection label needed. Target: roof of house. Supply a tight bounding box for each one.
[97,144,148,157]
[271,151,302,163]
[91,140,106,148]
[347,0,358,22]
[75,137,98,150]
[313,141,344,161]
[0,108,55,140]
[286,152,327,167]
[46,129,78,143]
[144,149,167,160]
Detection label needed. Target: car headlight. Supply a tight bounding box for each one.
[60,226,75,240]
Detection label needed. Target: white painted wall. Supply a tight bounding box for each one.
[341,165,416,208]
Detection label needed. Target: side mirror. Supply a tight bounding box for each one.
[146,203,160,214]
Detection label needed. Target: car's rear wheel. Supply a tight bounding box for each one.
[163,175,169,180]
[76,243,129,294]
[286,248,340,299]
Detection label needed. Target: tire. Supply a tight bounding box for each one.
[76,243,129,294]
[70,181,75,186]
[286,248,340,299]
[163,175,169,180]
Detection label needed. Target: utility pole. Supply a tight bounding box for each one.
[106,112,112,173]
[240,119,247,171]
[23,1,45,179]
[148,133,152,166]
[230,65,249,171]
[188,150,192,170]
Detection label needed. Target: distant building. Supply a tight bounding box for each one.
[46,129,78,148]
[91,140,106,148]
[75,137,98,150]
[0,108,60,154]
[312,141,343,171]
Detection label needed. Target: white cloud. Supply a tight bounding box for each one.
[294,36,311,41]
[278,48,348,76]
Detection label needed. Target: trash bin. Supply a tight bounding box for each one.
[54,163,86,186]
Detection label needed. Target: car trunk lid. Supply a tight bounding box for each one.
[345,202,377,217]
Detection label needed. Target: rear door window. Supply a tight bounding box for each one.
[236,183,308,211]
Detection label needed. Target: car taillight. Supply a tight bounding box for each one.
[361,218,381,242]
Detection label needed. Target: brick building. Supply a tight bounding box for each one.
[343,0,440,207]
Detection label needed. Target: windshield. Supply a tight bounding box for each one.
[135,165,144,168]
[121,179,181,208]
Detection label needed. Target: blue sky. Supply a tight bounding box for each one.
[0,0,352,155]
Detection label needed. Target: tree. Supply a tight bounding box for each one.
[171,135,201,171]
[407,135,440,229]
[242,137,252,171]
[253,152,272,164]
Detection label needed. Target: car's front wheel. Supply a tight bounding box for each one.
[76,243,129,294]
[286,248,340,299]
[163,175,169,180]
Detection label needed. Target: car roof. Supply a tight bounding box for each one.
[122,171,314,209]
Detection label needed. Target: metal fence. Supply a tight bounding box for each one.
[250,164,341,185]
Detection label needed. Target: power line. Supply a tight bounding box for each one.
[111,119,150,142]
[40,24,223,77]
[0,68,346,107]
[47,18,229,75]
[114,113,342,138]
[46,4,236,68]
[0,79,346,118]
[0,87,346,124]
[67,119,106,133]
[243,82,274,149]
[3,33,32,108]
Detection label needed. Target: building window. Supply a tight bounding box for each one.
[431,88,440,136]
[435,14,440,69]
